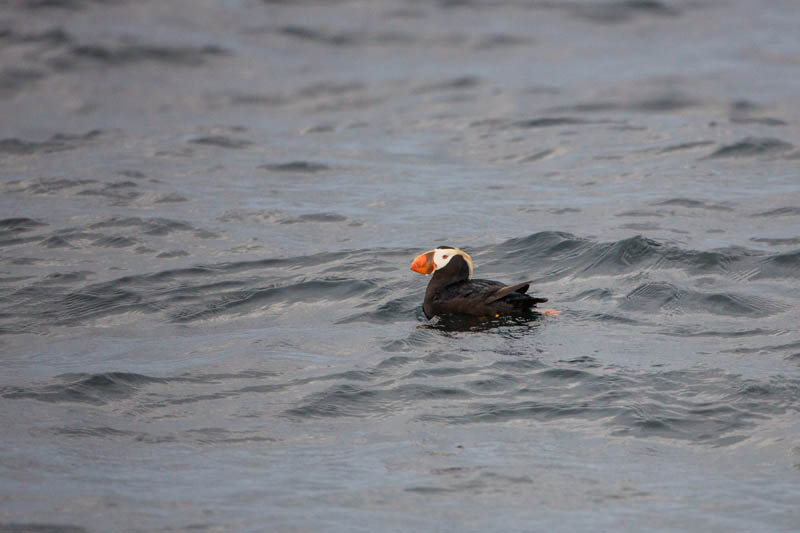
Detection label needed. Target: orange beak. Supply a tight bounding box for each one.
[410,251,435,275]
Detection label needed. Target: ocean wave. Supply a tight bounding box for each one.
[0,233,796,333]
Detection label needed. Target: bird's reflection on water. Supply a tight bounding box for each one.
[417,309,545,335]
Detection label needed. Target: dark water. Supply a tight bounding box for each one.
[1,0,799,531]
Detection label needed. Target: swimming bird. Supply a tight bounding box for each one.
[410,246,558,319]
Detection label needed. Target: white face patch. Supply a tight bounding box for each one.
[432,248,456,270]
[432,248,474,278]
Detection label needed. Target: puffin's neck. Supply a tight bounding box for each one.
[425,255,470,296]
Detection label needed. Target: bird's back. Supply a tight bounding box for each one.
[424,278,546,318]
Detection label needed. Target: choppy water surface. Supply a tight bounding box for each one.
[1,0,799,531]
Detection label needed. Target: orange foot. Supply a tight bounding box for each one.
[538,309,561,317]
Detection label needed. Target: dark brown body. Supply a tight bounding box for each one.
[422,255,547,319]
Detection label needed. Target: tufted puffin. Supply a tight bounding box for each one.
[410,246,559,319]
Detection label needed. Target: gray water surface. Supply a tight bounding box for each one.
[1,0,799,531]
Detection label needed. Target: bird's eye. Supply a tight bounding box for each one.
[442,255,448,259]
